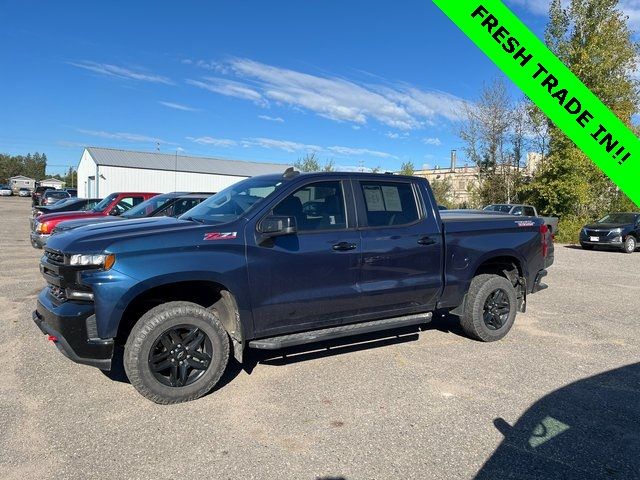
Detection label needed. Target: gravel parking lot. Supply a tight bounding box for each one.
[1,196,638,479]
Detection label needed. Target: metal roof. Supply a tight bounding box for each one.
[85,147,290,177]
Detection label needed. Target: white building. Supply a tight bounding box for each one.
[40,178,66,189]
[8,175,36,192]
[76,147,289,198]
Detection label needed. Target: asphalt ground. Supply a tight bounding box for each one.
[1,195,638,479]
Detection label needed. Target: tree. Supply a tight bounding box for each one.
[0,152,47,183]
[399,161,415,176]
[458,77,527,205]
[294,152,334,172]
[430,176,454,208]
[522,0,639,236]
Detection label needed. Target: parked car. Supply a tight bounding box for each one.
[30,191,158,248]
[63,188,78,197]
[52,192,214,234]
[32,186,55,206]
[580,212,640,253]
[0,184,13,196]
[483,204,559,235]
[33,171,553,404]
[31,198,102,228]
[18,187,31,197]
[41,189,71,206]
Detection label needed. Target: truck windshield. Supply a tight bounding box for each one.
[92,193,118,212]
[598,213,637,224]
[180,176,284,224]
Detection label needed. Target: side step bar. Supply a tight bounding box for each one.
[248,312,432,350]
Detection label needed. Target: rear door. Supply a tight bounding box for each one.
[354,178,442,317]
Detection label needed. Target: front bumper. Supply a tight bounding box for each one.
[30,232,50,249]
[33,289,114,370]
[579,232,623,247]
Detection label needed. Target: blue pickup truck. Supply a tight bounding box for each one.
[34,170,553,403]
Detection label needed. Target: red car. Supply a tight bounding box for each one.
[30,192,158,249]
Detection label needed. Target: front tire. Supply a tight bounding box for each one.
[460,274,517,342]
[623,236,636,254]
[124,301,229,404]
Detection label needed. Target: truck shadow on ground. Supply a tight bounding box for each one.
[105,311,467,390]
[475,362,640,479]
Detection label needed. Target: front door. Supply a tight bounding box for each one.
[247,179,361,336]
[354,178,443,317]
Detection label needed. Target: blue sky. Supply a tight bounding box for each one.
[2,0,632,175]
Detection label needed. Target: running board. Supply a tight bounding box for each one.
[249,312,432,350]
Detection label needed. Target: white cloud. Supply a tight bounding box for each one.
[158,101,199,111]
[242,138,322,153]
[186,78,266,105]
[68,61,173,85]
[186,57,466,129]
[327,146,395,158]
[386,132,400,139]
[423,137,442,146]
[76,128,173,144]
[187,136,237,147]
[258,114,284,122]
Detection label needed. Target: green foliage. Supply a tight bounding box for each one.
[399,161,415,176]
[0,152,47,183]
[294,152,334,172]
[522,0,639,241]
[430,176,454,208]
[555,216,591,244]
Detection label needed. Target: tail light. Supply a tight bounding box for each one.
[540,224,549,258]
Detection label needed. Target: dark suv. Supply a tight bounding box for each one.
[32,186,54,206]
[580,212,640,253]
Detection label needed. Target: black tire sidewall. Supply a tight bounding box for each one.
[624,236,636,253]
[124,302,229,404]
[464,275,517,342]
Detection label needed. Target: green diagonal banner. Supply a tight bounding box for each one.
[433,0,640,206]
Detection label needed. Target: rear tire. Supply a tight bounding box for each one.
[460,274,517,342]
[623,236,636,254]
[124,301,229,404]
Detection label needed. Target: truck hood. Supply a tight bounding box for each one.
[46,217,210,253]
[38,210,103,223]
[55,216,124,232]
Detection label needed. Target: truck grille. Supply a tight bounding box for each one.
[585,228,612,237]
[44,249,65,265]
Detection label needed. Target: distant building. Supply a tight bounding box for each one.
[8,175,36,192]
[76,147,290,198]
[414,150,542,207]
[39,178,66,189]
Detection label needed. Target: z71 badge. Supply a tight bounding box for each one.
[204,232,237,241]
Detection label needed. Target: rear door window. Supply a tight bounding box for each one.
[359,181,420,227]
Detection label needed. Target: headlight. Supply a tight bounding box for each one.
[69,253,115,269]
[611,228,622,235]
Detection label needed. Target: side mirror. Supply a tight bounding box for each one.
[259,215,297,237]
[109,207,119,216]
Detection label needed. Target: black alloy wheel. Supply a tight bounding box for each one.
[482,288,511,330]
[148,325,213,387]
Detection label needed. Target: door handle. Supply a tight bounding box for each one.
[332,241,357,251]
[417,236,436,246]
